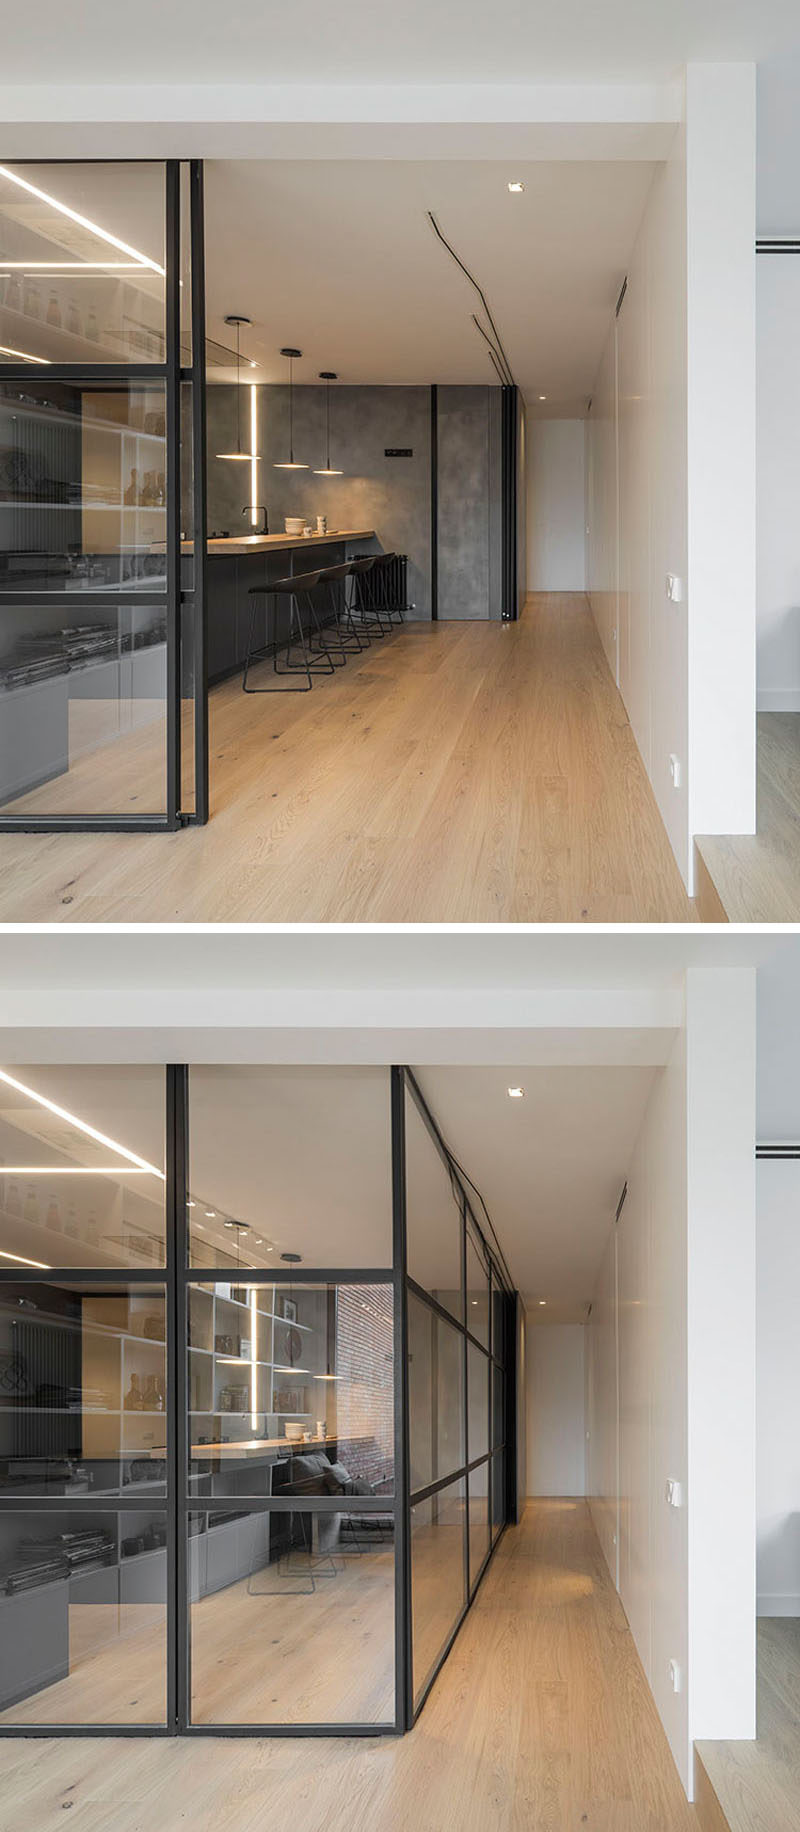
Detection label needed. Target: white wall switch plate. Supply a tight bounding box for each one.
[668,1659,682,1693]
[666,1478,684,1508]
[666,573,684,602]
[669,754,681,789]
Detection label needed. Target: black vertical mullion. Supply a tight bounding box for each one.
[165,161,181,829]
[391,1066,412,1732]
[165,1065,186,1734]
[430,385,438,621]
[172,1067,190,1730]
[189,160,209,825]
[461,1193,469,1603]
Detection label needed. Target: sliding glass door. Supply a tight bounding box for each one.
[0,160,207,828]
[0,1062,513,1737]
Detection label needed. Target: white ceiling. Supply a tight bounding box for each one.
[203,157,656,409]
[3,0,800,84]
[415,1063,655,1315]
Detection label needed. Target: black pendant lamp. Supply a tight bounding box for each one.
[274,346,308,469]
[314,371,343,476]
[216,315,257,462]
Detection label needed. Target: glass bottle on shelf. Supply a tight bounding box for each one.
[24,282,41,319]
[124,468,139,507]
[124,1373,144,1411]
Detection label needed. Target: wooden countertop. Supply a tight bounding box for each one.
[151,1433,361,1461]
[153,529,376,557]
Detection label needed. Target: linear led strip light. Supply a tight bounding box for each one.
[0,343,50,364]
[0,1066,165,1180]
[0,164,165,276]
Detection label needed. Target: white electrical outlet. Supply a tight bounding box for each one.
[669,754,681,789]
[666,573,684,603]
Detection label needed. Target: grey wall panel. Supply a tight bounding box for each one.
[436,386,503,621]
[207,384,432,619]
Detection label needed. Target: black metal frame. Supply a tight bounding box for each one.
[0,159,208,832]
[500,385,519,622]
[430,385,438,621]
[0,1060,514,1740]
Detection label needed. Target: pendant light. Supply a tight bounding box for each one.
[313,371,343,476]
[274,346,308,469]
[216,315,257,461]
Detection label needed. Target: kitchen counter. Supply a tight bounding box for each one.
[151,529,375,556]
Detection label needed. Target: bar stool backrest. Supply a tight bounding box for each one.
[316,562,352,584]
[272,569,323,594]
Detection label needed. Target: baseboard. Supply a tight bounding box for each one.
[757,1592,800,1616]
[757,689,800,711]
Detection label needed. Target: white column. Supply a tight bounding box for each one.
[686,64,757,850]
[686,966,757,1754]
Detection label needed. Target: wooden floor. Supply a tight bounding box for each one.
[695,1617,800,1832]
[0,595,694,923]
[696,714,800,922]
[0,1500,698,1832]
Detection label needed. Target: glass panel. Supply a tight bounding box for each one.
[0,597,167,816]
[408,1290,463,1494]
[0,1280,167,1497]
[187,1281,394,1499]
[491,1451,506,1540]
[468,1339,489,1465]
[0,1063,166,1267]
[468,1463,489,1590]
[0,1507,166,1724]
[0,380,168,593]
[187,1068,392,1269]
[410,1475,465,1708]
[405,1087,463,1324]
[492,1358,506,1451]
[0,163,166,365]
[491,1279,506,1366]
[188,1504,394,1725]
[466,1228,489,1347]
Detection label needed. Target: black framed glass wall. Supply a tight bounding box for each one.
[402,1069,513,1720]
[0,160,207,829]
[0,1061,514,1738]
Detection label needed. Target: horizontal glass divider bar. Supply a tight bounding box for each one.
[0,1265,167,1281]
[0,1722,170,1736]
[0,816,172,833]
[185,1267,393,1284]
[180,1723,397,1739]
[184,1495,395,1514]
[0,590,168,602]
[0,1496,168,1511]
[409,1469,467,1507]
[405,1277,465,1334]
[0,364,169,382]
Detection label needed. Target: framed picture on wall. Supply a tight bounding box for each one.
[279,1297,297,1323]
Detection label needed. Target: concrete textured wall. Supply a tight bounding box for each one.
[436,385,503,620]
[207,383,432,618]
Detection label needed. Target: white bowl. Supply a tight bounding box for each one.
[284,517,304,535]
[284,1421,304,1442]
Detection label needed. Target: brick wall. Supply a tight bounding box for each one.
[335,1283,394,1487]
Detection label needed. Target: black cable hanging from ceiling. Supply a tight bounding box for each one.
[427,210,516,386]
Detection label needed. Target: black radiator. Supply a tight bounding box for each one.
[353,553,408,613]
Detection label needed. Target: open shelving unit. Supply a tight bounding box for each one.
[187,1282,330,1460]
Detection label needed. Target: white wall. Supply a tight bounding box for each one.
[757,1158,800,1615]
[756,257,800,710]
[526,1321,585,1495]
[527,419,586,592]
[586,967,757,1797]
[586,66,758,889]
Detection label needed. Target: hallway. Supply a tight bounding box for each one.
[0,1500,697,1832]
[0,595,694,924]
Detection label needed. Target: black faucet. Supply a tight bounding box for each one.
[243,505,269,536]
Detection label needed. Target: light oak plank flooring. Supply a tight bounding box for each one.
[0,596,694,923]
[696,714,800,922]
[0,1500,698,1832]
[695,1617,800,1832]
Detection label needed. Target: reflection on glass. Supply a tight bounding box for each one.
[468,1465,489,1590]
[466,1229,489,1347]
[186,1068,392,1269]
[492,1281,506,1366]
[0,1508,167,1724]
[0,381,168,593]
[187,1281,394,1500]
[405,1088,463,1323]
[0,162,166,366]
[188,1506,394,1725]
[0,1282,167,1496]
[468,1339,489,1465]
[411,1477,465,1707]
[491,1359,506,1451]
[491,1451,506,1540]
[408,1290,464,1494]
[0,1063,166,1267]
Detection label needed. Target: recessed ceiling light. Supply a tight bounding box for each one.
[539,1299,546,1307]
[187,1200,196,1208]
[507,1086,525,1099]
[508,181,525,194]
[538,395,546,402]
[205,1211,216,1218]
[471,1299,478,1306]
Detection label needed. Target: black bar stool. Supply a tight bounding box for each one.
[243,568,333,693]
[311,561,363,662]
[348,555,386,638]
